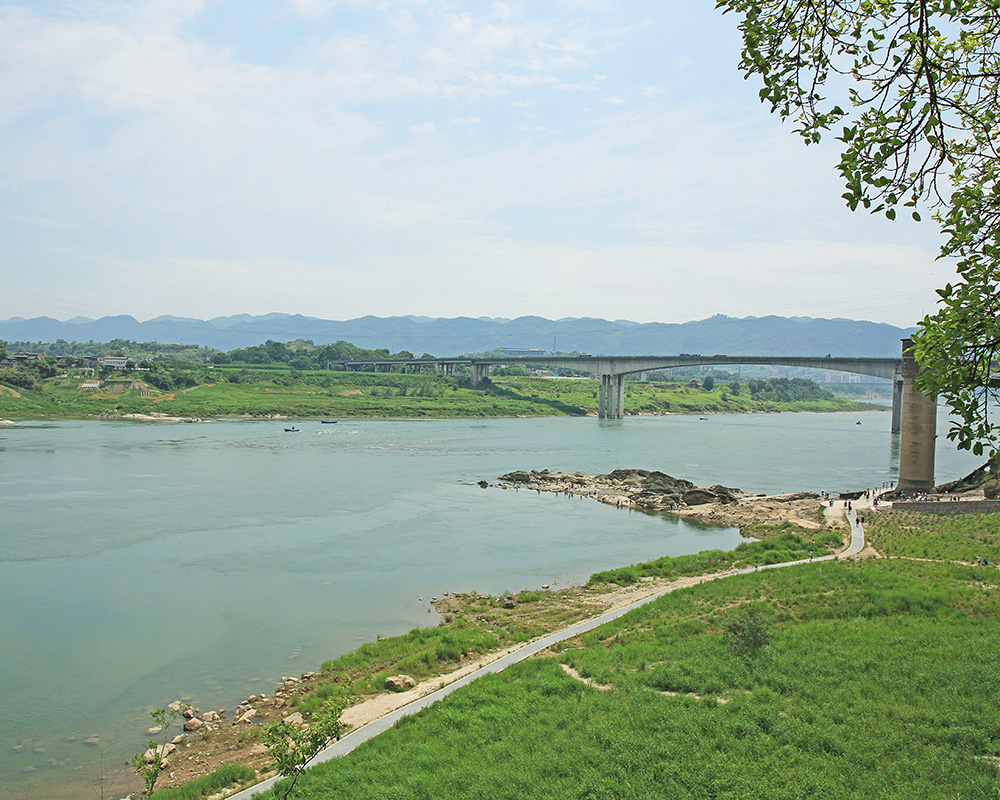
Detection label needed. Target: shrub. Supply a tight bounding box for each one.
[723,607,770,658]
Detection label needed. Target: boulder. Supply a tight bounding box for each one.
[643,471,694,493]
[384,674,417,692]
[282,712,305,726]
[708,485,743,504]
[237,709,256,724]
[498,470,534,483]
[183,717,205,732]
[682,489,718,507]
[142,743,176,764]
[181,706,197,719]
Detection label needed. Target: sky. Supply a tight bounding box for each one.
[0,0,954,327]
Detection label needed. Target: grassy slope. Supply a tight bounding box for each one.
[250,511,1000,799]
[270,558,1000,800]
[866,510,1000,563]
[0,373,879,419]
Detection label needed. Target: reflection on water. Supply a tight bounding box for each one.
[0,410,986,798]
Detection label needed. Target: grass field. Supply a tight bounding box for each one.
[256,557,1000,799]
[866,508,1000,563]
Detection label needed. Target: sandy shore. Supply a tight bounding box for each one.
[117,412,205,422]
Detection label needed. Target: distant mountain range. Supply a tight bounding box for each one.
[0,313,917,358]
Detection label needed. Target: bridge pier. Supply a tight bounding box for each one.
[896,338,937,492]
[470,363,491,386]
[890,370,903,434]
[598,374,625,419]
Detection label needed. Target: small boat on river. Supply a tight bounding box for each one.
[321,420,339,424]
[284,427,300,432]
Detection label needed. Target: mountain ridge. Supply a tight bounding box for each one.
[0,313,917,357]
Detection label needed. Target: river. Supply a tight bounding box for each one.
[0,410,985,798]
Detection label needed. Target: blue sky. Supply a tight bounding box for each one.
[1,0,950,326]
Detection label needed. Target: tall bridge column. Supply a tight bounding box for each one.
[598,374,625,418]
[890,367,903,434]
[897,338,937,492]
[470,363,490,386]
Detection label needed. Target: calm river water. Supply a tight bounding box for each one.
[0,410,985,797]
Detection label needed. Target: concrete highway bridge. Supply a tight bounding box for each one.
[331,339,937,492]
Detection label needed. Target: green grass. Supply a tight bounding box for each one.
[588,531,843,586]
[866,509,1000,562]
[258,559,1000,799]
[0,371,879,420]
[147,764,256,799]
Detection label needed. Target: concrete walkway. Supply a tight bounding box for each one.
[230,504,865,799]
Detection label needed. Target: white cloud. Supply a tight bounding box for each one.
[0,1,951,328]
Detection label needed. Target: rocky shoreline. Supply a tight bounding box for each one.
[493,468,831,530]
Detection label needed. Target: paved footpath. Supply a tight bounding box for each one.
[230,504,866,799]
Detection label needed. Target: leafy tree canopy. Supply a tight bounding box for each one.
[717,0,1000,455]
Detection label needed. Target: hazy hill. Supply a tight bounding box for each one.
[0,313,916,357]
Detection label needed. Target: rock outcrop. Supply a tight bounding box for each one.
[496,468,745,511]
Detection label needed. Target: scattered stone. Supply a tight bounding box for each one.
[142,743,176,764]
[384,674,417,692]
[183,717,205,732]
[171,735,185,745]
[84,735,100,746]
[147,726,162,734]
[182,706,197,719]
[167,701,183,713]
[282,712,304,726]
[503,594,516,609]
[237,709,256,724]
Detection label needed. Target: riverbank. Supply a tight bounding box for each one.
[143,487,849,796]
[0,371,883,421]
